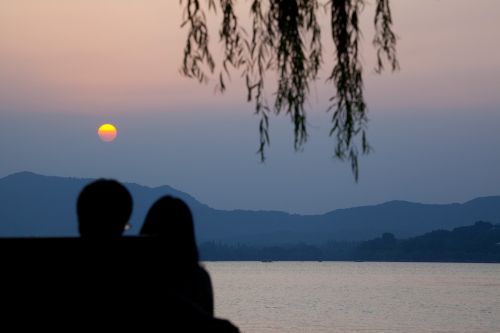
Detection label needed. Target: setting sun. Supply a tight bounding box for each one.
[97,124,117,142]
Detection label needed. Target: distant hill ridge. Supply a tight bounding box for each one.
[1,172,499,244]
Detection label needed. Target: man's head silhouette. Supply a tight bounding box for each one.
[77,179,133,237]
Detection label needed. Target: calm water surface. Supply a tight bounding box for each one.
[204,262,500,333]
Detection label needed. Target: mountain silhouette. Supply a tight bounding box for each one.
[1,172,499,244]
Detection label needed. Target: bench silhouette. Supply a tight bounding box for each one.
[0,237,231,330]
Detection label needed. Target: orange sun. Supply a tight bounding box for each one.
[98,124,117,142]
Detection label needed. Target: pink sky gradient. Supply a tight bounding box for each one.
[1,0,499,114]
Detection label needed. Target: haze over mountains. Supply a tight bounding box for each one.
[0,172,499,244]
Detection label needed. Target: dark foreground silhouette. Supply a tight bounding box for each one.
[141,195,214,316]
[0,238,238,331]
[0,180,239,331]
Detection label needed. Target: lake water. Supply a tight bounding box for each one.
[204,262,500,333]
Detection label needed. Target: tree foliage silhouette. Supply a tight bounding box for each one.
[180,0,398,179]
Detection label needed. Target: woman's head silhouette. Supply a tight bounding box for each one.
[141,196,199,263]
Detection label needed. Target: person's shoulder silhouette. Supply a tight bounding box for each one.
[77,179,132,237]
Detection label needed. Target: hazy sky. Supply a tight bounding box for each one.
[1,0,499,214]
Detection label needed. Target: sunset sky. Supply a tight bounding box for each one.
[0,0,499,213]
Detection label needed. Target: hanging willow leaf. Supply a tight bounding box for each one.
[179,0,398,180]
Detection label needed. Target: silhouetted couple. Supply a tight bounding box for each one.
[76,179,239,331]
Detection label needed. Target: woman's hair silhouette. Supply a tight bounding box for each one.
[141,196,213,315]
[141,196,198,263]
